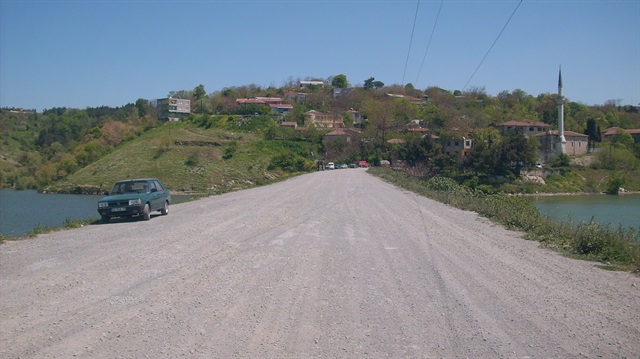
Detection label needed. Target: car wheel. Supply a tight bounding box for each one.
[142,203,151,221]
[101,215,110,223]
[161,201,169,215]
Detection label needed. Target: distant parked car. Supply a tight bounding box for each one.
[97,178,170,222]
[380,160,391,167]
[326,162,335,170]
[355,160,369,168]
[339,163,348,169]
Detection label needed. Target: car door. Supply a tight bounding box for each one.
[151,180,166,211]
[146,180,160,211]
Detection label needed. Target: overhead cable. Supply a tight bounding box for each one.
[462,0,524,91]
[415,0,444,86]
[402,0,421,86]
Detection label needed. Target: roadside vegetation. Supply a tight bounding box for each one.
[0,217,97,244]
[370,167,640,273]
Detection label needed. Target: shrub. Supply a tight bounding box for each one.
[267,153,312,173]
[606,171,626,194]
[223,141,238,160]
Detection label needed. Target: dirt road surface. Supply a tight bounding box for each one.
[1,169,639,358]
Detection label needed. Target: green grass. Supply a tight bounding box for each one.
[46,121,315,195]
[369,167,640,274]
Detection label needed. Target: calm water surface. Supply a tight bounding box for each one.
[2,189,638,237]
[532,194,640,232]
[0,189,195,236]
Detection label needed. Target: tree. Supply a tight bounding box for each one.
[609,128,634,148]
[398,135,440,167]
[361,98,395,148]
[135,98,148,117]
[363,77,384,89]
[464,139,496,176]
[193,84,206,114]
[363,77,375,89]
[331,74,349,89]
[494,133,539,176]
[584,118,601,150]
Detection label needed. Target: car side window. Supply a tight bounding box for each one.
[153,181,163,191]
[148,181,157,192]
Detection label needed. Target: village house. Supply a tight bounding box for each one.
[499,120,550,137]
[269,103,293,115]
[346,109,365,126]
[284,90,308,104]
[406,119,429,133]
[602,127,640,143]
[323,128,361,143]
[280,121,298,129]
[305,110,344,128]
[299,80,325,88]
[332,87,354,99]
[536,130,588,161]
[442,137,473,158]
[386,93,428,105]
[157,97,190,121]
[236,97,284,106]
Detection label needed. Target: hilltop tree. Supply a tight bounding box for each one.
[363,77,384,90]
[331,74,349,89]
[193,84,207,114]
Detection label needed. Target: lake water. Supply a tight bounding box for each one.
[0,189,195,237]
[2,189,638,237]
[532,194,640,233]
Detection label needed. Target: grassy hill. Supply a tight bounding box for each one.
[46,120,316,195]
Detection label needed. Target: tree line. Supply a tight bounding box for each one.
[1,74,638,190]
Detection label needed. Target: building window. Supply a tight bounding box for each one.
[529,127,534,131]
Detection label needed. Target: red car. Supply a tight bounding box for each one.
[355,160,369,168]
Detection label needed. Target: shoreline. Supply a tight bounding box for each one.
[518,190,640,197]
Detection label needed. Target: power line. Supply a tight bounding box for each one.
[415,0,444,86]
[402,0,421,86]
[462,0,524,92]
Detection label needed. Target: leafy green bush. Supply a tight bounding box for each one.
[223,141,238,160]
[606,171,626,194]
[267,153,312,173]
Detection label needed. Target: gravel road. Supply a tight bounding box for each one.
[1,169,639,358]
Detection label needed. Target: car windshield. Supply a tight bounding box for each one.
[110,181,150,195]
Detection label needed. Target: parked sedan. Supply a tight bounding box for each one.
[97,178,170,222]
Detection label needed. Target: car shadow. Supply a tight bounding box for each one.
[93,214,161,225]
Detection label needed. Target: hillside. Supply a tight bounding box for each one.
[2,82,640,195]
[45,120,316,195]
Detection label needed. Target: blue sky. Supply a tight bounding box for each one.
[1,0,638,111]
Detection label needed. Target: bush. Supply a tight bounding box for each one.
[267,153,312,173]
[223,141,238,160]
[606,171,626,194]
